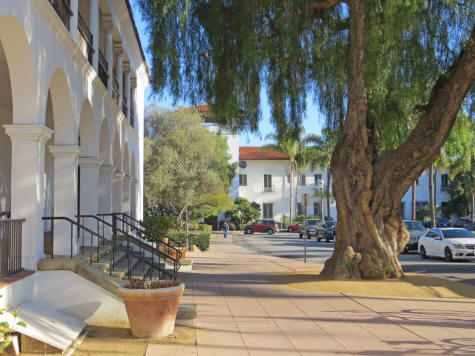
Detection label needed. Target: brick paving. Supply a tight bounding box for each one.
[146,234,475,355]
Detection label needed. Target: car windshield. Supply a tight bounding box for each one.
[307,219,322,225]
[442,229,475,239]
[405,221,425,231]
[326,222,336,228]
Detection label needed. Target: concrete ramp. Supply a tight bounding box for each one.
[10,300,86,351]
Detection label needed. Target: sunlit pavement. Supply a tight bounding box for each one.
[146,233,475,356]
[233,231,475,287]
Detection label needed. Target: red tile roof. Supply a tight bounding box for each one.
[195,104,211,113]
[239,147,289,160]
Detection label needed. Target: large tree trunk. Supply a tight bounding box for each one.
[326,167,331,219]
[320,0,475,280]
[412,181,416,220]
[429,164,436,228]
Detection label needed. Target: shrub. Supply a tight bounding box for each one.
[198,224,212,233]
[166,230,211,251]
[143,216,177,234]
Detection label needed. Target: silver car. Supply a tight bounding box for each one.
[402,220,426,253]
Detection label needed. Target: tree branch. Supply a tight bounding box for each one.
[309,0,346,11]
[372,25,475,215]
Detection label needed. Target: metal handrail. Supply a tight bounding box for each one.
[80,215,179,279]
[0,211,11,219]
[0,218,24,277]
[110,212,184,251]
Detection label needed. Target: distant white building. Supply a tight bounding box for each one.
[238,147,337,222]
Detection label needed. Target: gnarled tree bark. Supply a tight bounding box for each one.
[321,0,475,280]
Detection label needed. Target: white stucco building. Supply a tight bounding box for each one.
[238,147,337,222]
[0,0,148,270]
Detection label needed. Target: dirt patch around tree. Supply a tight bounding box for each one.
[267,270,475,299]
[71,325,196,356]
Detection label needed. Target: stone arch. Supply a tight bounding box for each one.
[0,15,37,125]
[79,100,97,157]
[48,68,76,145]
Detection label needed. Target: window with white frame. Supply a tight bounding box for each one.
[263,203,273,219]
[300,174,306,186]
[264,174,272,191]
[239,174,247,186]
[441,174,449,188]
[313,202,322,216]
[314,174,322,185]
[297,202,303,216]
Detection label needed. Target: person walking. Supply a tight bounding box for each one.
[223,221,229,239]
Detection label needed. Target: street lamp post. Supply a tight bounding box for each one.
[238,209,242,232]
[319,179,325,222]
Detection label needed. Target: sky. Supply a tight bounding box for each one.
[130,2,325,146]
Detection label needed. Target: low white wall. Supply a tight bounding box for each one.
[0,271,128,326]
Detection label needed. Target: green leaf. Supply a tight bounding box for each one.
[16,321,26,328]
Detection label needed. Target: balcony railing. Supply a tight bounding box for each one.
[112,77,120,104]
[48,0,72,30]
[98,49,109,88]
[78,12,94,65]
[130,108,135,128]
[262,185,275,193]
[122,101,128,117]
[0,218,24,277]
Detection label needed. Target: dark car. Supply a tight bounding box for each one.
[402,220,427,253]
[299,219,325,240]
[244,220,279,235]
[437,218,451,228]
[323,221,337,242]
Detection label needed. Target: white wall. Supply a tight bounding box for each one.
[0,271,128,326]
[238,159,337,222]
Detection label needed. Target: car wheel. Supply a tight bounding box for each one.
[444,247,453,262]
[246,228,253,234]
[299,233,303,239]
[288,227,293,232]
[325,237,330,243]
[402,246,408,254]
[420,245,428,259]
[306,232,311,239]
[267,228,274,235]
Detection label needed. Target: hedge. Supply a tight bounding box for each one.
[166,230,211,251]
[198,224,212,233]
[143,216,177,234]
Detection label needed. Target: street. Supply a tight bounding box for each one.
[232,231,475,287]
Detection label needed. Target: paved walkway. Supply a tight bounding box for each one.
[146,234,475,355]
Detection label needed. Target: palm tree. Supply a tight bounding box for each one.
[263,126,302,222]
[307,129,338,219]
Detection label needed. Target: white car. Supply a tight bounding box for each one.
[418,228,475,262]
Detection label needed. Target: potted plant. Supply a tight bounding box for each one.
[119,279,184,338]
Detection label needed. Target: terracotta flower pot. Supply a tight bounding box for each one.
[119,283,185,337]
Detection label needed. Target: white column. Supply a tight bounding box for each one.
[4,125,53,270]
[112,170,124,213]
[89,0,100,71]
[79,157,102,244]
[103,20,113,92]
[49,146,81,257]
[130,77,137,128]
[70,0,79,42]
[124,69,130,119]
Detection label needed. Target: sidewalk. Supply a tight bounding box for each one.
[146,234,475,355]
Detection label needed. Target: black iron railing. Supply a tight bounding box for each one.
[112,77,120,104]
[130,108,135,128]
[81,215,178,280]
[0,218,24,277]
[48,0,72,30]
[98,49,109,87]
[122,101,128,117]
[78,12,94,65]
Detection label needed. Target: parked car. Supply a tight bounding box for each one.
[453,219,470,228]
[402,220,427,253]
[464,221,475,231]
[244,220,279,235]
[437,218,451,227]
[418,228,475,261]
[287,223,299,232]
[299,219,325,240]
[324,221,337,242]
